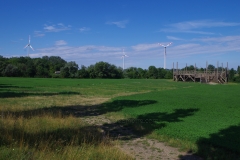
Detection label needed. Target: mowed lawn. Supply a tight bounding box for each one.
[0,77,240,159]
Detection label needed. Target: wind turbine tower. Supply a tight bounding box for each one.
[24,35,34,57]
[159,42,172,69]
[121,49,128,70]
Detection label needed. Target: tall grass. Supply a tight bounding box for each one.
[0,112,132,160]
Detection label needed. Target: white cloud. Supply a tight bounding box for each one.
[79,27,90,32]
[44,23,71,32]
[167,36,184,41]
[106,20,129,28]
[193,35,240,43]
[162,29,214,35]
[55,40,67,46]
[34,31,45,37]
[33,45,123,59]
[160,20,240,34]
[29,34,240,69]
[170,20,240,30]
[131,43,159,51]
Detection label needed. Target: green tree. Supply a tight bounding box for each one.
[60,61,78,78]
[3,64,20,77]
[25,60,36,77]
[126,67,138,79]
[34,58,50,77]
[148,66,158,79]
[78,65,89,78]
[186,65,195,70]
[94,61,110,78]
[93,61,122,79]
[237,66,240,76]
[48,56,67,72]
[60,67,70,78]
[16,63,27,77]
[67,61,79,77]
[108,64,122,79]
[207,64,215,71]
[137,68,147,79]
[0,56,8,76]
[229,68,235,82]
[157,68,166,79]
[164,70,173,79]
[87,65,96,78]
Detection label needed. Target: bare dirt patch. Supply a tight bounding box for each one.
[118,138,202,160]
[79,110,202,160]
[208,82,218,85]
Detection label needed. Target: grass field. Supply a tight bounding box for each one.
[0,77,240,159]
[105,84,240,158]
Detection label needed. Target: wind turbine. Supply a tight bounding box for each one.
[158,42,172,69]
[121,49,128,70]
[24,35,34,57]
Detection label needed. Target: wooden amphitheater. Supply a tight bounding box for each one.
[172,62,228,84]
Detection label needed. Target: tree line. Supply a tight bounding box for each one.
[0,55,239,82]
[0,55,172,79]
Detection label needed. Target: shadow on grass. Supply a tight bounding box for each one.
[1,101,198,139]
[0,83,80,98]
[1,100,198,140]
[122,108,199,137]
[0,91,80,98]
[0,99,202,159]
[0,108,199,150]
[1,100,158,118]
[88,108,199,142]
[194,124,240,160]
[0,100,159,148]
[0,84,32,89]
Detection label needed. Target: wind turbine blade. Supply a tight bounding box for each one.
[166,42,172,47]
[30,45,34,51]
[29,35,31,43]
[159,43,166,47]
[24,44,28,49]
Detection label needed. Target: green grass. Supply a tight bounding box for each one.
[110,84,240,140]
[1,77,240,159]
[103,83,240,159]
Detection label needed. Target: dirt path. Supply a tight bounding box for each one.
[80,114,203,160]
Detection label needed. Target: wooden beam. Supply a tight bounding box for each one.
[173,62,174,81]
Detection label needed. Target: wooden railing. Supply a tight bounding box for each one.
[173,70,226,75]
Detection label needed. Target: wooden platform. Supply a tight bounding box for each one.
[172,62,228,84]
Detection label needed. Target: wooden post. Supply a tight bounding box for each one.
[186,63,187,73]
[227,62,228,82]
[206,61,208,83]
[177,62,178,82]
[173,62,174,81]
[222,63,223,73]
[194,63,196,82]
[217,61,219,83]
[194,63,196,74]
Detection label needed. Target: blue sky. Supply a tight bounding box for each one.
[0,0,240,69]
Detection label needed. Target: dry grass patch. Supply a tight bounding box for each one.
[0,112,133,160]
[0,95,110,112]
